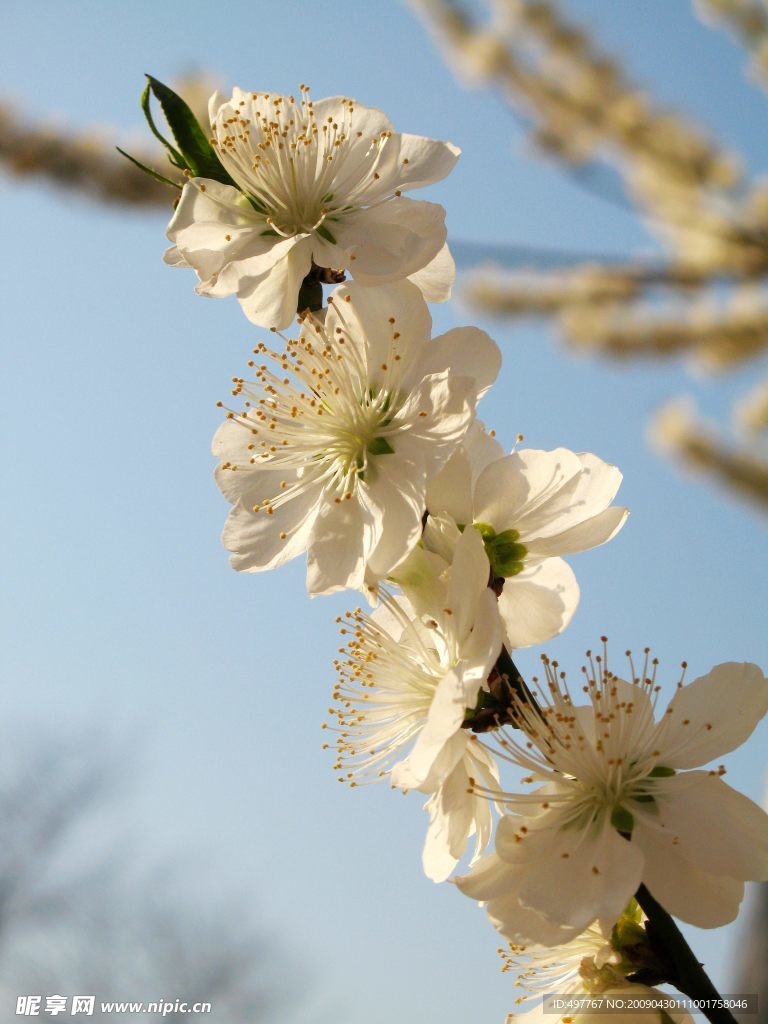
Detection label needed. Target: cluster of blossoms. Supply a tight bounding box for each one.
[143,80,768,1023]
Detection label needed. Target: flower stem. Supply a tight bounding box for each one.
[297,263,347,314]
[635,883,738,1024]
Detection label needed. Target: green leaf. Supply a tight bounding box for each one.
[115,147,182,190]
[144,75,237,187]
[140,83,185,169]
[315,224,337,245]
[367,437,395,456]
[648,765,676,777]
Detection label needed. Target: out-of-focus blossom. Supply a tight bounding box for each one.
[651,399,768,513]
[735,375,768,434]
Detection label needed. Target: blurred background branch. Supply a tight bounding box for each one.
[0,73,216,208]
[411,0,768,514]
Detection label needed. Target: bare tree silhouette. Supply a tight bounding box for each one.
[0,734,280,1022]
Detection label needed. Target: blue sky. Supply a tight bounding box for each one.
[2,1,767,1022]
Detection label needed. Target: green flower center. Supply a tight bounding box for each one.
[473,522,528,577]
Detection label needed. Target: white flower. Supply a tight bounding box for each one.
[213,280,501,595]
[499,909,696,1024]
[502,919,623,999]
[425,446,628,647]
[327,528,503,880]
[500,916,694,1024]
[457,648,768,943]
[165,86,460,328]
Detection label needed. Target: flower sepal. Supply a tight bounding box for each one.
[608,904,673,990]
[474,522,528,578]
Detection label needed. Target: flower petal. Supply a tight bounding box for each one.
[511,820,644,934]
[426,422,505,525]
[232,234,314,328]
[498,558,580,648]
[305,492,378,595]
[643,772,768,881]
[163,245,187,268]
[426,448,475,525]
[396,134,461,190]
[311,97,398,194]
[445,526,492,645]
[473,449,583,535]
[456,854,585,945]
[214,460,299,508]
[166,179,269,288]
[324,279,432,385]
[391,674,468,792]
[363,456,425,581]
[388,545,449,618]
[455,850,516,901]
[422,513,463,564]
[221,487,320,573]
[633,817,744,928]
[212,413,261,466]
[397,372,476,465]
[459,588,503,693]
[420,326,502,398]
[407,243,456,302]
[339,196,447,284]
[527,506,628,558]
[422,747,496,883]
[660,662,768,769]
[514,451,620,541]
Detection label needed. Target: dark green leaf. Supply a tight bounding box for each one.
[140,83,185,169]
[144,75,237,186]
[115,147,182,190]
